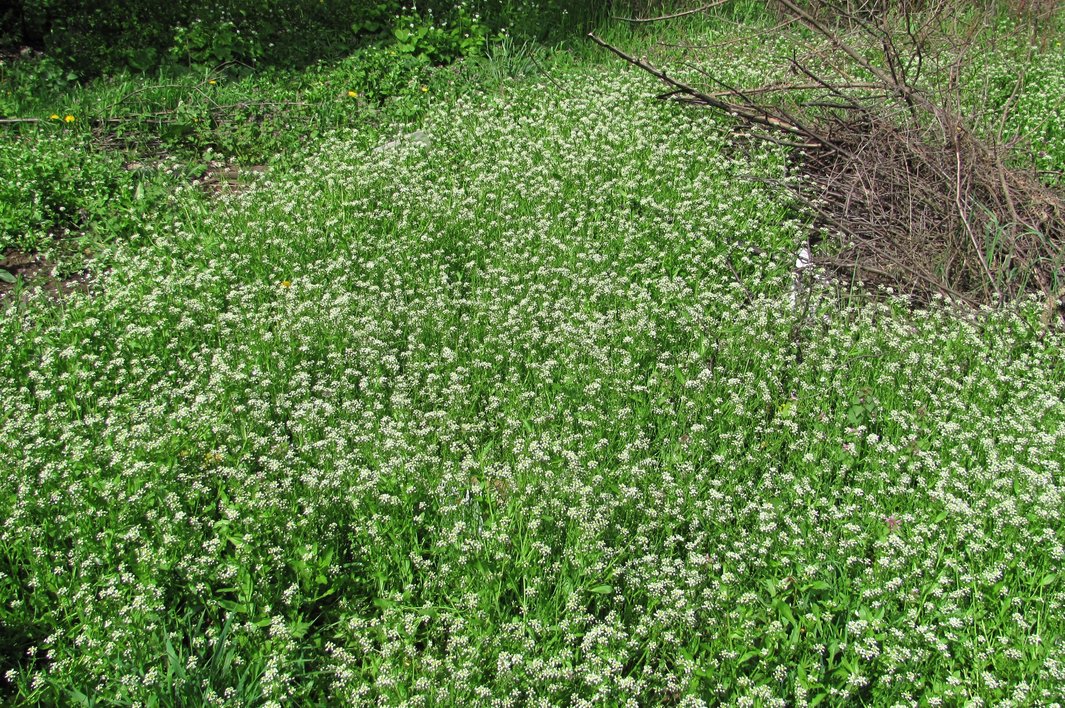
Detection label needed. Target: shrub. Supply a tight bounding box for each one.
[392,5,493,65]
[463,0,611,40]
[12,0,395,76]
[0,130,137,254]
[4,0,609,76]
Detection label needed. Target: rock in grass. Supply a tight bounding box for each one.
[374,130,432,152]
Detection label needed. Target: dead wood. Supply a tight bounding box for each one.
[591,0,1065,316]
[613,0,730,23]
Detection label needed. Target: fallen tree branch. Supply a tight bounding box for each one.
[586,33,812,138]
[706,81,880,99]
[613,0,728,23]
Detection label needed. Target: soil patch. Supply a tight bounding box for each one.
[0,249,92,304]
[194,162,268,195]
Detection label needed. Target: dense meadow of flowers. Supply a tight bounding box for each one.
[979,33,1065,180]
[1,64,1063,705]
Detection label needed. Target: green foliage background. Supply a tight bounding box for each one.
[6,0,611,76]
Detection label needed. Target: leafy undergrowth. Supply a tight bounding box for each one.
[0,41,475,274]
[1,21,1064,708]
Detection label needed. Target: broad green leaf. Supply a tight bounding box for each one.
[737,650,759,665]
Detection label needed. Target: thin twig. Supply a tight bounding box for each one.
[656,17,799,50]
[953,140,1002,303]
[772,0,928,116]
[725,253,755,304]
[529,53,572,97]
[613,0,728,23]
[706,80,880,99]
[586,33,804,135]
[107,80,211,113]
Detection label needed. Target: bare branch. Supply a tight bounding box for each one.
[613,0,728,24]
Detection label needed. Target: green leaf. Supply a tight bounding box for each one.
[311,586,336,602]
[0,269,15,284]
[217,599,245,613]
[588,584,613,594]
[290,620,312,638]
[65,688,91,706]
[737,649,759,665]
[1040,573,1057,587]
[774,599,796,627]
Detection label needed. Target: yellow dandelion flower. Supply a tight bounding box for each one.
[64,115,75,123]
[421,85,429,93]
[50,113,60,120]
[280,280,292,288]
[348,90,358,98]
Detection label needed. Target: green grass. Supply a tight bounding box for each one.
[0,44,483,258]
[1,9,1064,706]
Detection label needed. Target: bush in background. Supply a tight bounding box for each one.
[11,0,398,76]
[4,0,610,77]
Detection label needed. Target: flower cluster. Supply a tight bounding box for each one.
[1,60,1062,706]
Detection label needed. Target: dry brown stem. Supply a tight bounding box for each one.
[613,0,730,23]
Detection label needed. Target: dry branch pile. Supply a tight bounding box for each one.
[593,0,1065,312]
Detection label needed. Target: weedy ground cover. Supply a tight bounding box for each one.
[1,8,1064,706]
[0,39,504,298]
